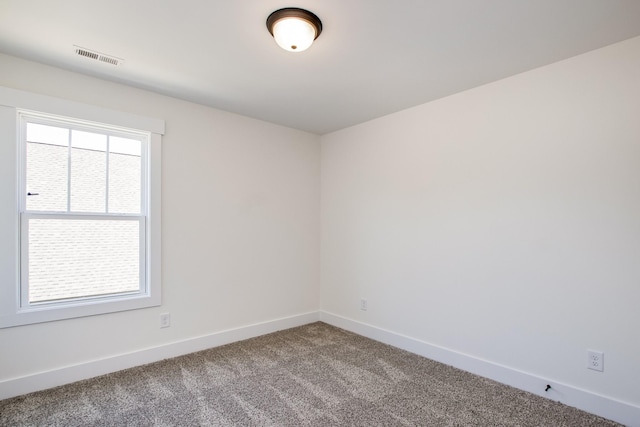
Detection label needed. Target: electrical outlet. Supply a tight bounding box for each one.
[360,298,367,311]
[587,350,604,372]
[160,313,171,328]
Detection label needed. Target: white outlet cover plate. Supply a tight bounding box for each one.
[587,350,604,372]
[160,313,171,328]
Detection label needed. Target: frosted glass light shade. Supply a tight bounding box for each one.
[266,8,322,53]
[273,18,316,52]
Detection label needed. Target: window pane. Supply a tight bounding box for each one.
[109,137,141,214]
[28,218,141,303]
[26,123,69,146]
[70,130,107,212]
[26,139,69,212]
[110,136,141,156]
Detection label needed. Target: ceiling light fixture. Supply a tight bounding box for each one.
[266,7,322,52]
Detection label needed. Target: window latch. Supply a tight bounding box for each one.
[27,192,39,196]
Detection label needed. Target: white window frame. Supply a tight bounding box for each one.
[0,86,164,328]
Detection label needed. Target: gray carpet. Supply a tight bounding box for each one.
[0,322,620,426]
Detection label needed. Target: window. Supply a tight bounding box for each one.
[0,86,163,328]
[21,113,148,306]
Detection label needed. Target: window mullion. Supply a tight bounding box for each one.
[67,129,72,212]
[105,136,110,213]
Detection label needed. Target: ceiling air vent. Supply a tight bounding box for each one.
[74,46,123,66]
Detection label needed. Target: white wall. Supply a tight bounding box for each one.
[321,35,640,412]
[0,54,320,385]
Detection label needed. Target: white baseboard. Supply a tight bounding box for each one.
[319,311,640,427]
[0,311,320,401]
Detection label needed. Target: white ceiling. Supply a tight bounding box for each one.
[1,1,640,135]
